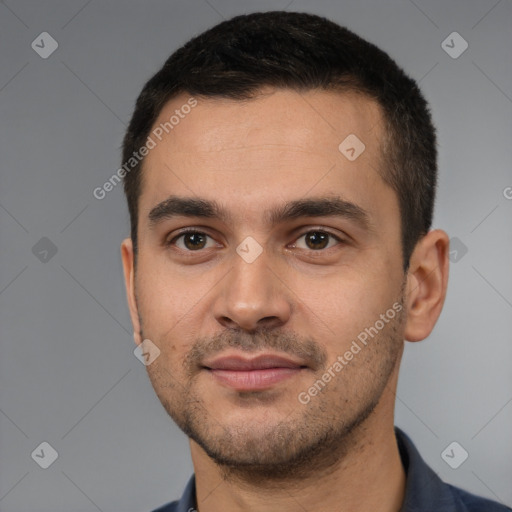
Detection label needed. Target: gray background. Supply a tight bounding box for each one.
[0,1,511,511]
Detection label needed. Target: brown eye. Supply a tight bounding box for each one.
[294,230,342,251]
[182,232,207,250]
[167,231,215,251]
[305,231,329,250]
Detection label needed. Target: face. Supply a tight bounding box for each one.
[122,88,409,478]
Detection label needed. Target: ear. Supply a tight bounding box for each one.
[121,238,142,346]
[404,229,450,342]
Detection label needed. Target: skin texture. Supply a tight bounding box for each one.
[121,88,449,512]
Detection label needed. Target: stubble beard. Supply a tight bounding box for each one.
[142,295,406,485]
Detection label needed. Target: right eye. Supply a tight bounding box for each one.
[166,230,218,251]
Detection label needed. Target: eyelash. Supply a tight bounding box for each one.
[165,228,345,252]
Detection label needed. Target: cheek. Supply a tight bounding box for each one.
[297,266,400,352]
[135,257,201,343]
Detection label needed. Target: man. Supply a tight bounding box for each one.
[120,11,510,512]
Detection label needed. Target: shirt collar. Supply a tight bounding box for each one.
[174,474,197,512]
[395,426,464,511]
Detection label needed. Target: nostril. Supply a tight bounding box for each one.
[258,316,285,330]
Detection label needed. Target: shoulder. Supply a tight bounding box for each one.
[395,427,511,512]
[149,474,196,512]
[150,499,181,512]
[447,483,512,512]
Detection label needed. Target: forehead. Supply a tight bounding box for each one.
[139,88,395,230]
[152,88,383,155]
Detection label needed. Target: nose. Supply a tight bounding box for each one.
[212,247,292,332]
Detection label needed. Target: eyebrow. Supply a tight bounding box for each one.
[148,195,373,231]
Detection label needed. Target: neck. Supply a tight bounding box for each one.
[190,398,406,512]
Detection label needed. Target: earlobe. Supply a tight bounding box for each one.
[121,238,142,346]
[403,229,450,343]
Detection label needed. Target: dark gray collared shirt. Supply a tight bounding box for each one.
[151,427,511,512]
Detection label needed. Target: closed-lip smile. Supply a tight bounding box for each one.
[202,353,308,391]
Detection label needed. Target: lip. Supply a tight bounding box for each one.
[204,353,305,371]
[202,353,307,391]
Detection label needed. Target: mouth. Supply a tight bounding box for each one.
[202,353,308,391]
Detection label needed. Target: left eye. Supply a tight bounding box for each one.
[293,230,342,251]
